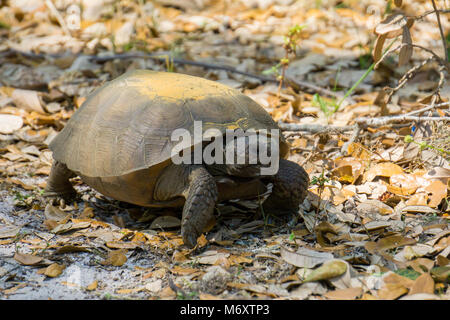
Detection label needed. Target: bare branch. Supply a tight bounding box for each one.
[355,115,450,126]
[278,122,356,133]
[431,0,449,63]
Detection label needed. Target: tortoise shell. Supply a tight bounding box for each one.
[50,70,288,180]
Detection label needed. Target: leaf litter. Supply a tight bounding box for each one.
[0,0,449,300]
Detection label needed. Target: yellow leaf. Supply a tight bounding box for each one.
[44,263,66,278]
[365,162,403,182]
[304,260,348,282]
[425,180,447,208]
[101,249,127,267]
[86,280,98,291]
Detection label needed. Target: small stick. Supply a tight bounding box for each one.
[355,115,450,126]
[278,122,355,133]
[431,0,449,63]
[45,0,71,36]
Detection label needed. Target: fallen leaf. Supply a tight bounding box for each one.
[10,88,46,113]
[145,279,162,293]
[0,224,21,239]
[44,204,70,222]
[378,282,409,300]
[14,252,44,266]
[280,246,333,268]
[424,180,447,208]
[149,216,181,229]
[356,199,394,215]
[324,287,363,300]
[0,114,23,134]
[364,162,403,182]
[105,241,139,250]
[409,273,435,295]
[86,280,98,291]
[197,250,230,265]
[304,259,348,282]
[430,266,450,282]
[101,249,127,267]
[42,263,66,278]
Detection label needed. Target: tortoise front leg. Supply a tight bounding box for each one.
[181,165,218,248]
[44,161,77,201]
[262,159,309,214]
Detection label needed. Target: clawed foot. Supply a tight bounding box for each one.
[42,189,78,208]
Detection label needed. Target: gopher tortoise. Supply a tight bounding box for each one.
[45,70,309,247]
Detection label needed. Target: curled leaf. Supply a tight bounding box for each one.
[373,34,387,64]
[375,13,413,38]
[399,26,413,66]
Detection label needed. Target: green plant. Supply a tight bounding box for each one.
[404,135,450,156]
[310,170,329,216]
[263,24,305,95]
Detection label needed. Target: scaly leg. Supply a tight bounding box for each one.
[44,161,77,201]
[181,165,218,248]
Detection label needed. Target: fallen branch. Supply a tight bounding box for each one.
[285,76,354,103]
[355,115,450,126]
[91,53,341,97]
[278,122,356,133]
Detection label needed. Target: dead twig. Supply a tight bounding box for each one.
[340,124,362,155]
[278,122,356,133]
[430,0,448,63]
[44,0,71,36]
[355,115,450,126]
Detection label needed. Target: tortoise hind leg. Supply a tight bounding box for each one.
[262,159,309,214]
[181,165,218,248]
[44,161,77,201]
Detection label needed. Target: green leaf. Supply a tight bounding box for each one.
[394,268,421,280]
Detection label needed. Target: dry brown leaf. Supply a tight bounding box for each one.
[378,282,409,300]
[398,26,413,66]
[44,204,70,222]
[149,215,181,229]
[105,241,139,250]
[159,286,176,299]
[229,254,253,265]
[375,13,413,38]
[79,206,95,218]
[199,293,223,300]
[424,180,447,208]
[375,235,417,252]
[409,273,435,295]
[86,280,98,291]
[10,88,46,113]
[226,282,273,296]
[356,199,394,215]
[42,263,66,278]
[0,224,21,239]
[197,250,230,265]
[101,249,127,267]
[324,287,363,300]
[280,246,333,268]
[373,34,387,63]
[364,162,404,182]
[14,252,44,266]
